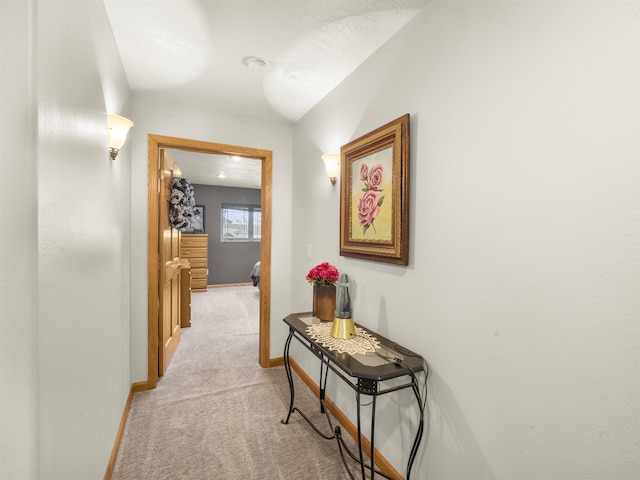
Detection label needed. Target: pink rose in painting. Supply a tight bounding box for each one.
[358,190,381,227]
[368,164,384,190]
[360,163,369,182]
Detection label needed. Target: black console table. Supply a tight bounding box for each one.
[281,313,427,480]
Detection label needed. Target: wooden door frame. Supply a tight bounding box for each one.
[147,134,272,389]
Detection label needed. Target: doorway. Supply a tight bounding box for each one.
[146,134,273,390]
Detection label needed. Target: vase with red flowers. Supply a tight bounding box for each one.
[306,262,339,321]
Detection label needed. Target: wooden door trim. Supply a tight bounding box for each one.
[147,133,272,389]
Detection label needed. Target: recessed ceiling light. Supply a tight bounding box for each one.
[242,56,270,73]
[217,172,227,178]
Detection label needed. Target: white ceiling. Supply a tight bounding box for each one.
[168,149,262,189]
[104,0,431,186]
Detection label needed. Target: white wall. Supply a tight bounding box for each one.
[1,0,132,478]
[1,1,637,479]
[0,1,38,477]
[292,2,639,479]
[129,94,294,381]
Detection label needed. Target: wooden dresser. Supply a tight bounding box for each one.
[180,234,208,292]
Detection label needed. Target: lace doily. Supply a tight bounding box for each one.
[306,322,380,355]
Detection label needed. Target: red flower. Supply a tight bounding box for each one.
[306,262,339,285]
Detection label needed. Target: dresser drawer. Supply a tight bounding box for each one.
[181,235,208,247]
[191,277,208,291]
[191,268,208,280]
[186,257,208,269]
[180,246,207,257]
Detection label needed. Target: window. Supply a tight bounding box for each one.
[221,204,261,242]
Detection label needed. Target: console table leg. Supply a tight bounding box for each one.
[281,330,295,425]
[319,357,329,414]
[370,395,377,479]
[406,379,425,480]
[356,390,366,479]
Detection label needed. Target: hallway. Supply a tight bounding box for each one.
[112,286,354,479]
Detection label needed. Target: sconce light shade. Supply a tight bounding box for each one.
[108,114,134,160]
[321,153,340,185]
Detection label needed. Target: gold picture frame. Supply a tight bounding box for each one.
[340,114,410,265]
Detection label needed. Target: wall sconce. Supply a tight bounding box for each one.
[107,114,134,160]
[321,153,340,185]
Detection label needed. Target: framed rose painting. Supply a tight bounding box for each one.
[339,114,410,265]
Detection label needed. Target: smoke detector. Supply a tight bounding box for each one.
[242,56,271,73]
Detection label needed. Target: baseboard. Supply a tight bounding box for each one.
[132,380,151,393]
[103,381,147,480]
[288,358,403,480]
[268,356,285,367]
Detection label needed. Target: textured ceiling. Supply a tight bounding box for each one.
[104,0,431,186]
[104,0,430,122]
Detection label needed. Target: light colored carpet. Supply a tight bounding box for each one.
[112,286,357,480]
